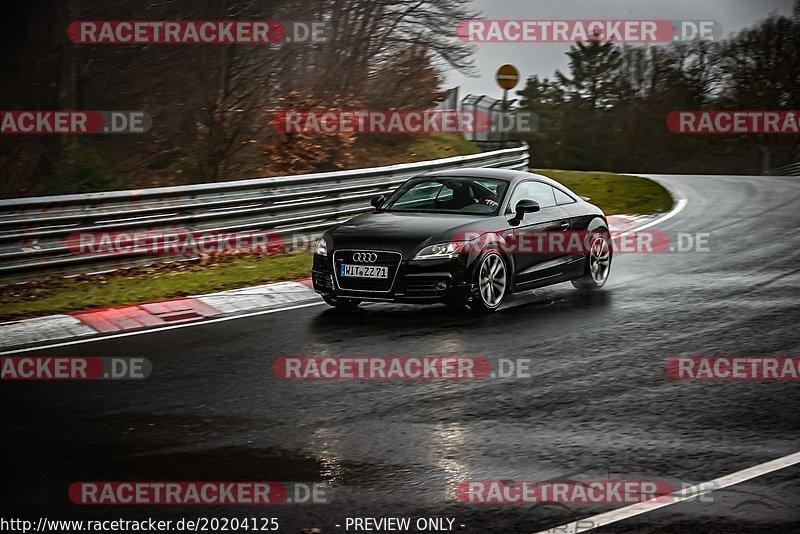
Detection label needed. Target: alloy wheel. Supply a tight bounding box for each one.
[589,234,611,283]
[478,253,506,308]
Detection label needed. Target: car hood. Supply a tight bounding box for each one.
[326,211,504,258]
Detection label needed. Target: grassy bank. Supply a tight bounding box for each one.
[0,253,313,321]
[410,134,482,160]
[533,169,673,215]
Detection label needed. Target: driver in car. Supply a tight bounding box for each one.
[442,182,499,210]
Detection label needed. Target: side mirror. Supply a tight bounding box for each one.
[510,199,540,225]
[370,195,385,209]
[515,199,540,217]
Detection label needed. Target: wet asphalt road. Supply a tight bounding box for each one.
[2,174,800,533]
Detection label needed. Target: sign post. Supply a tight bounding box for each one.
[495,64,519,147]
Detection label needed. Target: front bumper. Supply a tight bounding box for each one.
[312,252,473,303]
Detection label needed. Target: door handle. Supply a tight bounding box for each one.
[560,221,570,230]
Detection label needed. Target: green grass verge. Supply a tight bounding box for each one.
[532,169,673,215]
[410,134,481,160]
[0,253,313,322]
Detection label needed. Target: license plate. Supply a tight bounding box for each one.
[340,264,388,279]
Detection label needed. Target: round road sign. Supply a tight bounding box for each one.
[496,64,520,90]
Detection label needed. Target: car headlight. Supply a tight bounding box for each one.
[315,237,328,256]
[414,242,467,260]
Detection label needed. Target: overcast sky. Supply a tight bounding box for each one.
[443,0,797,100]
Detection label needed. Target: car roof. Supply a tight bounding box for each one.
[420,167,563,188]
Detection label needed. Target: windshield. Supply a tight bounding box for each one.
[381,177,509,215]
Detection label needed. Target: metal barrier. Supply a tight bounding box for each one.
[0,142,529,283]
[768,162,800,176]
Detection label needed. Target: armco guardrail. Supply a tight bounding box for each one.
[0,142,529,283]
[768,162,800,176]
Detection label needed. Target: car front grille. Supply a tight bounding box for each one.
[333,250,402,292]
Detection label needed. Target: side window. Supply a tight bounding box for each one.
[554,187,576,205]
[508,181,556,210]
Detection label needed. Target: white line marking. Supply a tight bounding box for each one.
[533,450,800,534]
[0,301,325,355]
[613,196,688,240]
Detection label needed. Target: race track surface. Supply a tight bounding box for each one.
[2,174,799,533]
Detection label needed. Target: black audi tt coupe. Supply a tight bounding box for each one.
[311,168,612,312]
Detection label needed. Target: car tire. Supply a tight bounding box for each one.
[322,296,362,310]
[572,230,612,290]
[469,251,508,312]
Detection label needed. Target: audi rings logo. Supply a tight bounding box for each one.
[352,252,378,263]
